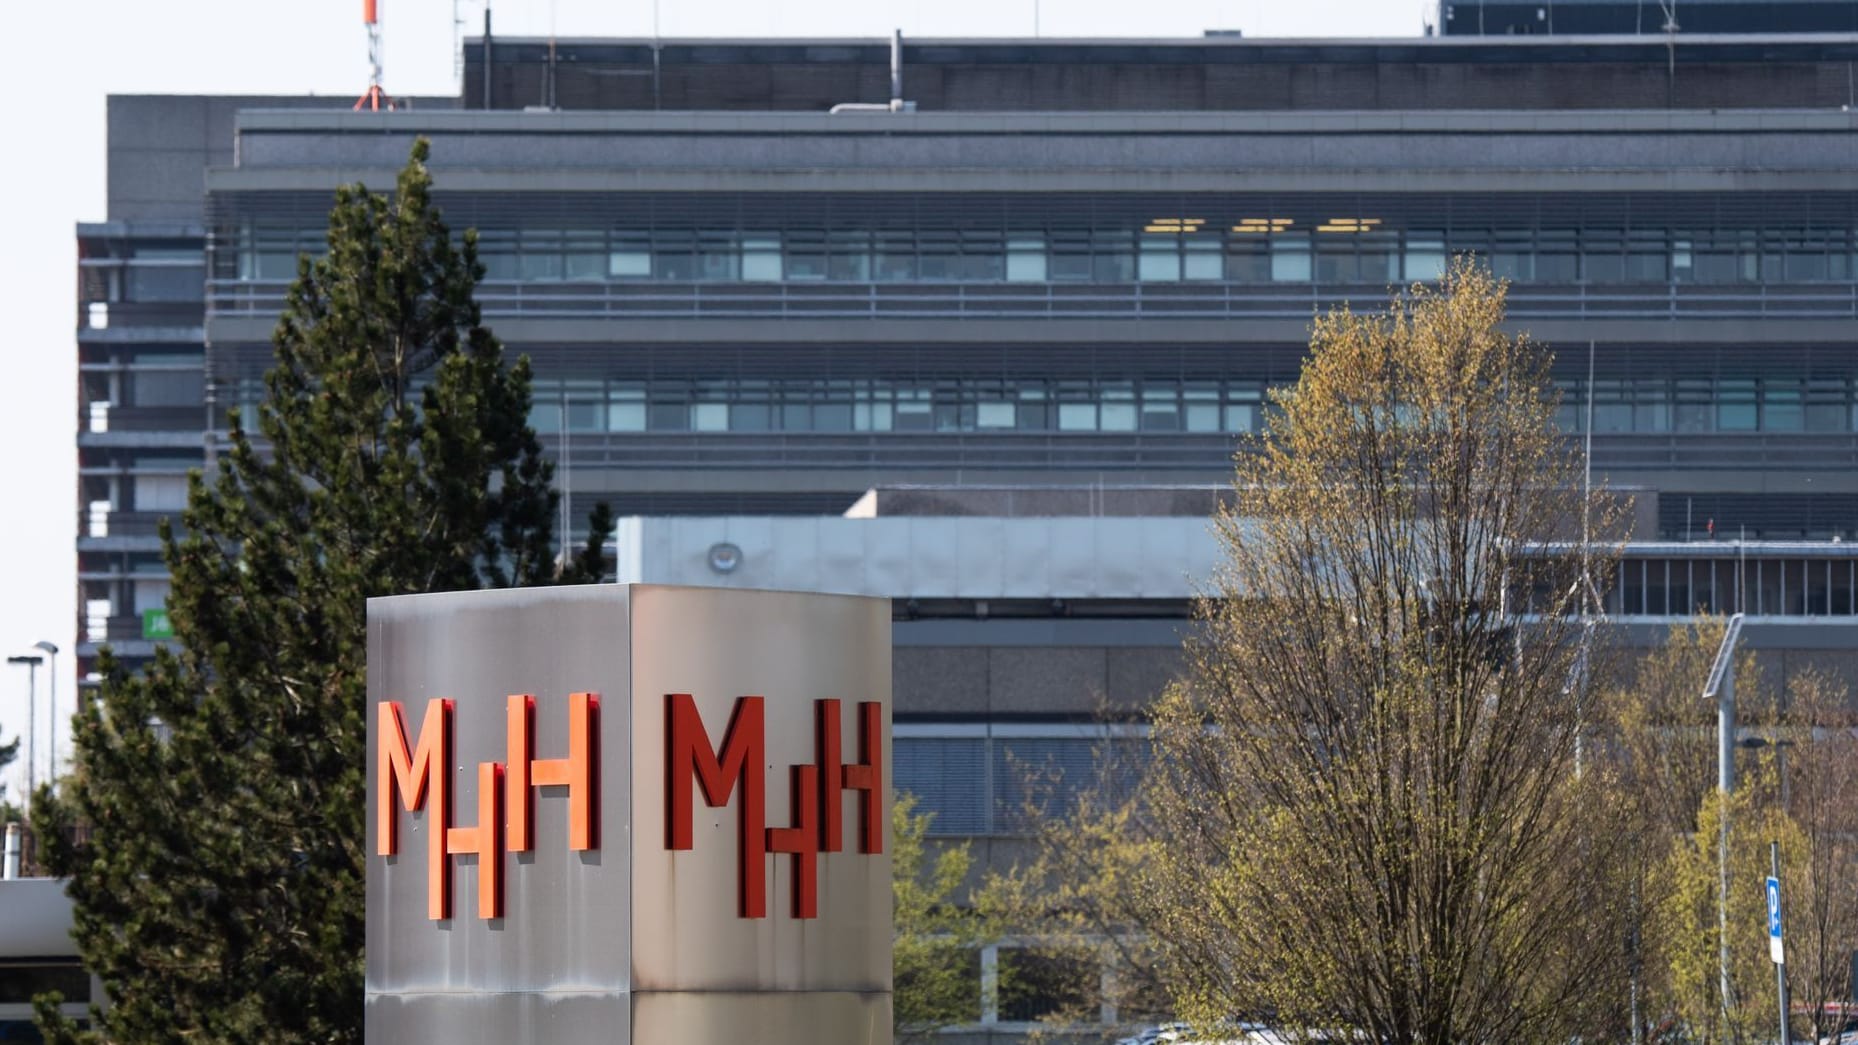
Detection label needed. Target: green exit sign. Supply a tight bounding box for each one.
[141,608,173,640]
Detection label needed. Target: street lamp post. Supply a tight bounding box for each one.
[33,642,57,790]
[1703,612,1746,1040]
[5,654,43,812]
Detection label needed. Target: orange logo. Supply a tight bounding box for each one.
[376,694,599,920]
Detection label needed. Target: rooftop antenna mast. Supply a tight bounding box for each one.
[355,0,394,111]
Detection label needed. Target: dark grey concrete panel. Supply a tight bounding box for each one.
[895,647,990,714]
[1104,648,1187,709]
[894,620,1194,648]
[987,647,1108,714]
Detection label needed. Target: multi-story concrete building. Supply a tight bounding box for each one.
[75,29,1858,1037]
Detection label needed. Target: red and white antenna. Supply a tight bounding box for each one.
[354,0,394,111]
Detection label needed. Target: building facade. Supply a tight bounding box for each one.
[76,31,1858,1039]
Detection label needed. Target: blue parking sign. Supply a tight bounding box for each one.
[1765,875,1784,964]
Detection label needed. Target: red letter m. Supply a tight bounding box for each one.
[666,694,766,918]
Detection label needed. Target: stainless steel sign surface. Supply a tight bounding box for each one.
[366,584,893,1044]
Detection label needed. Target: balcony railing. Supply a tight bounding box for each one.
[521,430,1858,473]
[80,510,180,539]
[208,279,1858,322]
[85,615,166,643]
[80,300,204,330]
[85,406,204,433]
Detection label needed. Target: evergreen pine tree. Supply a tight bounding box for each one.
[32,139,611,1044]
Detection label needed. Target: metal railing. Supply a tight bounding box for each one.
[79,510,180,539]
[86,616,163,642]
[208,278,1858,321]
[86,406,204,433]
[80,300,204,330]
[524,430,1858,472]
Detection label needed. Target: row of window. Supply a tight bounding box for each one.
[1607,556,1858,617]
[523,378,1278,436]
[214,371,1858,437]
[1554,376,1858,434]
[226,224,1858,285]
[895,729,1148,837]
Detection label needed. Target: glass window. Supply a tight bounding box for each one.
[133,475,189,512]
[1140,387,1181,431]
[1016,387,1050,430]
[681,402,723,432]
[1099,384,1137,431]
[1057,402,1096,431]
[518,230,564,281]
[960,230,1004,281]
[1138,238,1181,283]
[1358,232,1397,283]
[1633,379,1671,432]
[1091,231,1134,282]
[1006,236,1047,282]
[1402,233,1443,282]
[1226,384,1263,433]
[814,402,853,432]
[976,401,1016,429]
[916,231,960,281]
[1581,231,1624,283]
[1535,230,1578,283]
[564,231,605,280]
[133,370,204,408]
[1782,231,1834,282]
[1674,378,1713,432]
[1762,381,1804,432]
[563,380,604,431]
[1670,237,1694,282]
[1592,379,1632,433]
[784,230,828,281]
[894,390,933,431]
[609,232,651,279]
[874,232,916,282]
[732,395,773,431]
[1183,240,1223,281]
[1625,230,1667,282]
[655,231,697,281]
[1225,236,1271,282]
[126,265,204,302]
[608,386,646,432]
[1183,383,1222,432]
[1271,234,1312,283]
[741,235,782,282]
[828,231,872,281]
[1804,378,1851,432]
[1718,379,1758,432]
[696,232,737,281]
[1490,231,1534,282]
[1048,231,1092,282]
[1314,239,1359,283]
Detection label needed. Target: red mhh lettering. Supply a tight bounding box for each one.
[667,695,887,921]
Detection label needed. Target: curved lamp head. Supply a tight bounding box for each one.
[32,641,57,656]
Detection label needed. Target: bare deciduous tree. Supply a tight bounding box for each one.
[1140,261,1635,1044]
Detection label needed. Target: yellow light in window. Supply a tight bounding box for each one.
[1233,218,1295,232]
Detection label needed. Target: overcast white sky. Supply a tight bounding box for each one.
[0,0,1429,805]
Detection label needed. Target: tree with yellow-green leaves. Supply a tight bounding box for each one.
[1611,624,1858,1045]
[893,794,999,1042]
[1131,260,1638,1044]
